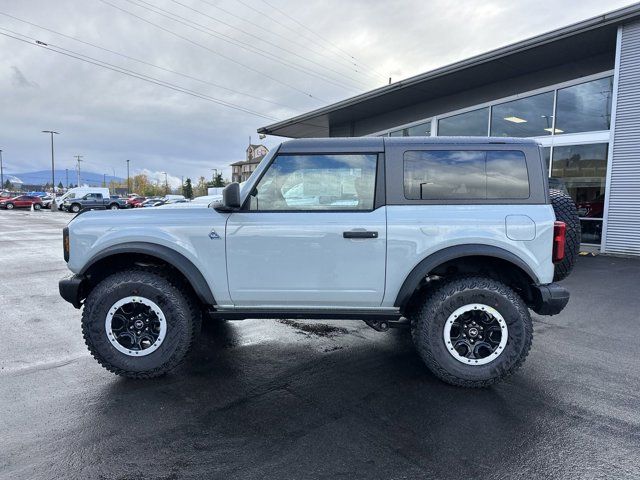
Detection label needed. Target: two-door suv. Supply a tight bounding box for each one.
[59,137,579,387]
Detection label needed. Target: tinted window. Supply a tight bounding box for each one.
[437,108,489,136]
[486,151,529,198]
[555,77,613,134]
[250,154,377,211]
[490,92,555,137]
[404,150,529,200]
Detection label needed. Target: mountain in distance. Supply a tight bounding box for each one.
[6,170,124,187]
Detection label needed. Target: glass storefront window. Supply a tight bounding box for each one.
[555,77,613,134]
[390,121,431,137]
[551,143,609,245]
[438,108,489,136]
[490,92,555,137]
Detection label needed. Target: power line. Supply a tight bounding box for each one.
[167,0,376,86]
[259,0,388,80]
[231,0,380,76]
[0,28,279,120]
[98,0,327,100]
[113,0,367,93]
[0,10,298,110]
[194,0,383,82]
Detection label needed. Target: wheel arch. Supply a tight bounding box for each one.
[394,244,540,311]
[80,242,216,305]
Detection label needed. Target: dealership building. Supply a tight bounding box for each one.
[259,4,640,256]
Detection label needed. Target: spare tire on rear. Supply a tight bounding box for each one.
[550,189,580,281]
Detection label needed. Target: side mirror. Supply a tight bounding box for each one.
[215,182,241,211]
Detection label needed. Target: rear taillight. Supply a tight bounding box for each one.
[552,221,566,263]
[63,227,70,262]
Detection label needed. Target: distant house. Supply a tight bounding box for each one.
[231,144,269,183]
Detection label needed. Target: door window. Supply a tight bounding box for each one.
[249,154,377,211]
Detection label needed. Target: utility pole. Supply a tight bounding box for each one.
[103,173,106,187]
[0,149,4,190]
[211,168,218,182]
[65,168,69,189]
[74,155,83,186]
[161,171,168,195]
[42,130,59,210]
[126,159,130,195]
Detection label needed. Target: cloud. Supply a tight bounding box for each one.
[0,0,631,180]
[137,168,183,189]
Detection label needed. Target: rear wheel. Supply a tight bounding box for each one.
[550,189,580,281]
[411,276,532,388]
[82,269,201,378]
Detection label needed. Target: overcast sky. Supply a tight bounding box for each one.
[0,0,634,185]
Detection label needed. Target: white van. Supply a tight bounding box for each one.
[57,187,110,209]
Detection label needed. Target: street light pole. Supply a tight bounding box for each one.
[0,149,4,190]
[42,131,59,209]
[126,159,130,195]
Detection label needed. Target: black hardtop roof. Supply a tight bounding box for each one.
[278,136,538,153]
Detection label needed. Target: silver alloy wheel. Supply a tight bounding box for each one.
[105,296,167,357]
[71,204,80,213]
[6,203,14,209]
[443,303,508,365]
[110,204,118,210]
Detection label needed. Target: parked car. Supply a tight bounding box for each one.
[126,196,147,208]
[62,192,125,213]
[140,198,165,207]
[0,195,43,210]
[59,137,580,387]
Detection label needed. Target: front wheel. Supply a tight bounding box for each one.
[410,276,532,388]
[33,203,42,210]
[6,203,14,210]
[109,203,119,210]
[82,269,201,378]
[70,203,81,213]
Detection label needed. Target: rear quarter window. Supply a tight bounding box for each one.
[403,150,529,200]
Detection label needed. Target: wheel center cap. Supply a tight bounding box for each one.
[468,327,479,337]
[133,319,145,329]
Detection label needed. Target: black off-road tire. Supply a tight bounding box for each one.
[82,269,201,378]
[410,276,533,388]
[550,189,580,282]
[109,203,119,210]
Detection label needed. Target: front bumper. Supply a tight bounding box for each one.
[59,274,86,309]
[530,283,570,316]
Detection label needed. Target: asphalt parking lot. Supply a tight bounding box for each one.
[1,209,639,480]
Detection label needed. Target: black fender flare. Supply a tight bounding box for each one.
[80,242,216,305]
[394,244,539,309]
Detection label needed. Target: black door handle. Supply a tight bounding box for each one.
[343,231,378,239]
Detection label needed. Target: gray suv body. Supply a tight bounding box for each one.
[59,137,577,387]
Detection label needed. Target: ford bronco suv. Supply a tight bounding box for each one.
[59,137,579,387]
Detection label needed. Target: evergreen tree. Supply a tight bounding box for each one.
[3,179,12,190]
[183,178,194,199]
[212,173,225,187]
[57,181,64,190]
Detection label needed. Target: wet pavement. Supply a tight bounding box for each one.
[1,209,639,480]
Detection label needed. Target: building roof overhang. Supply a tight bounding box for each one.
[258,3,639,138]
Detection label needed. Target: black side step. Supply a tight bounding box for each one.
[206,308,402,322]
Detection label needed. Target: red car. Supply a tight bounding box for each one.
[125,196,146,208]
[0,195,43,210]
